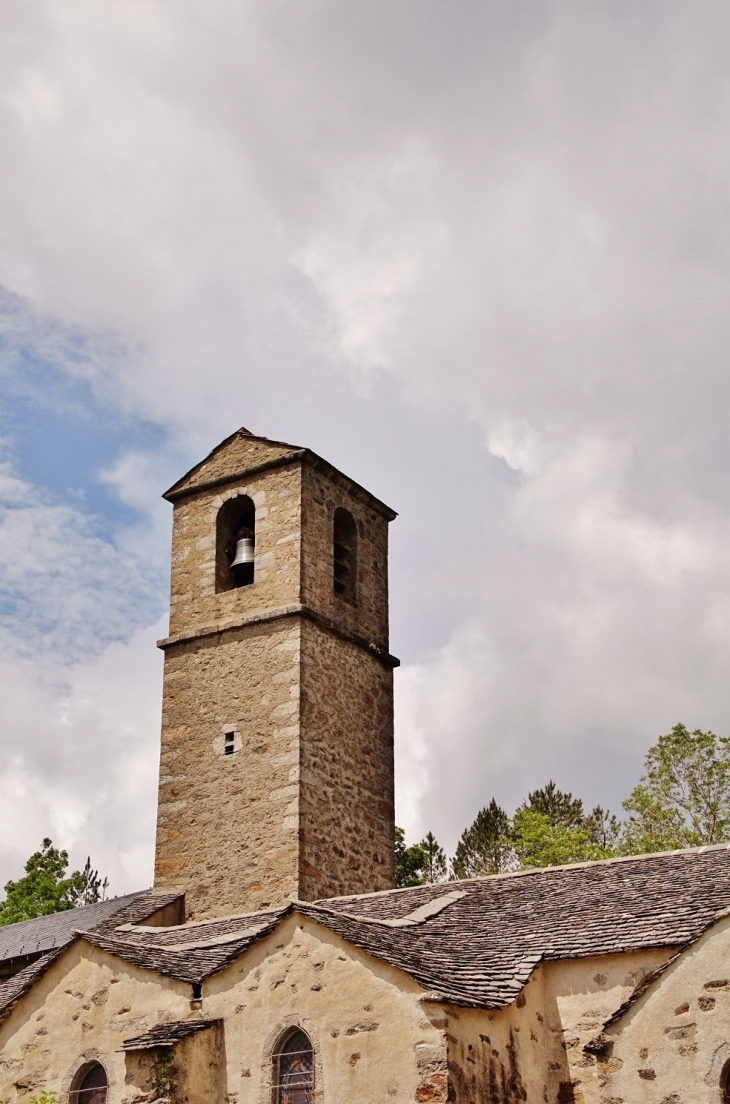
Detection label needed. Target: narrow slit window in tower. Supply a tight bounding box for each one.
[224,730,235,756]
[333,507,357,602]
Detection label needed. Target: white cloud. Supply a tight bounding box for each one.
[0,618,164,892]
[0,448,164,889]
[2,0,730,865]
[400,428,730,850]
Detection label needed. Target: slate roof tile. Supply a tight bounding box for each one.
[120,1018,222,1050]
[0,891,162,962]
[0,891,182,1022]
[2,847,730,1014]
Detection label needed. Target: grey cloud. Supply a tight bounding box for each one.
[1,1,730,868]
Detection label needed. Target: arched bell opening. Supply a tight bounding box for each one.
[333,507,357,604]
[272,1027,314,1104]
[69,1061,108,1104]
[216,495,256,592]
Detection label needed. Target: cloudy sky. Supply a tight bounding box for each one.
[2,1,730,893]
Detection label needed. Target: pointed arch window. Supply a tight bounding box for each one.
[333,507,357,603]
[272,1028,314,1104]
[216,495,256,591]
[69,1061,108,1104]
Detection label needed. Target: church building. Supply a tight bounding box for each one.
[1,427,730,1104]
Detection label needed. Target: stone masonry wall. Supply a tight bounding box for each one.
[0,915,438,1104]
[542,948,671,1104]
[154,617,303,919]
[300,462,390,651]
[156,436,396,917]
[167,461,302,639]
[299,618,395,900]
[0,941,191,1103]
[597,916,730,1104]
[444,950,675,1104]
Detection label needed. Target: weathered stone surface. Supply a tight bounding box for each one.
[8,426,730,1104]
[0,916,437,1104]
[153,431,396,918]
[595,913,730,1103]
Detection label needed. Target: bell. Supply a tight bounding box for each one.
[231,537,255,567]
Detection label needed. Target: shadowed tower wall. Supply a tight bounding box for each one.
[153,429,397,919]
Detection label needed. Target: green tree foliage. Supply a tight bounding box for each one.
[523,780,584,828]
[420,832,448,883]
[583,805,622,850]
[451,799,514,878]
[511,809,611,869]
[508,781,618,868]
[395,826,427,887]
[395,827,449,887]
[0,839,109,926]
[622,723,730,852]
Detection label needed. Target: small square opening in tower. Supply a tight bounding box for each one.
[224,730,235,755]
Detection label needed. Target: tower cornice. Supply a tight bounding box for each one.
[157,602,400,669]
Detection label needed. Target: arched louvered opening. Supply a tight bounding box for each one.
[272,1027,314,1104]
[69,1061,108,1104]
[216,495,256,591]
[333,507,357,603]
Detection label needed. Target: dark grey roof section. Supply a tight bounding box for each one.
[0,891,184,1024]
[0,892,148,961]
[121,1018,222,1050]
[0,889,183,964]
[304,844,730,1007]
[81,906,289,984]
[4,847,730,1016]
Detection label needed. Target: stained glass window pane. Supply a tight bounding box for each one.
[273,1029,314,1104]
[70,1062,108,1104]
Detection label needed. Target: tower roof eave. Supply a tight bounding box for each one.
[162,427,397,520]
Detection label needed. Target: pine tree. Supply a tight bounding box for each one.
[419,832,448,883]
[451,799,514,878]
[523,781,584,828]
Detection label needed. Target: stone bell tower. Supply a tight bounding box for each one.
[153,428,398,920]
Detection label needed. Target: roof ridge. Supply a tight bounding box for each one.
[316,842,730,905]
[115,904,286,934]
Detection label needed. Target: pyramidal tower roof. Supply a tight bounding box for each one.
[163,427,396,518]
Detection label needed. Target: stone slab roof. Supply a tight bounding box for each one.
[302,845,730,1006]
[0,892,182,1023]
[121,1018,222,1050]
[0,891,173,962]
[80,907,289,984]
[3,848,730,1015]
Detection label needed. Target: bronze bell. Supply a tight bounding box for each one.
[231,536,255,567]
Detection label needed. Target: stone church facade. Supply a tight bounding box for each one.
[1,428,730,1104]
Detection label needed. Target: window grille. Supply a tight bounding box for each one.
[69,1061,108,1104]
[272,1028,314,1104]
